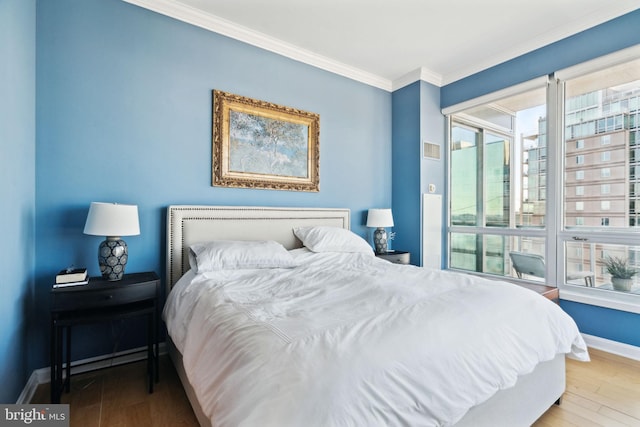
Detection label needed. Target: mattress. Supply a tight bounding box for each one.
[164,248,588,427]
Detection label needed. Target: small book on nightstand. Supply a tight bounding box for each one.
[55,267,88,284]
[53,279,89,288]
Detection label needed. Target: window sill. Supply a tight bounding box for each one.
[560,287,640,314]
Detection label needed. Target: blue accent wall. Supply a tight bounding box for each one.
[561,301,640,347]
[391,82,421,261]
[32,0,391,371]
[442,9,640,109]
[441,10,640,345]
[0,0,36,403]
[391,81,444,266]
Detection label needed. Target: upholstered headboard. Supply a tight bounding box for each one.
[166,205,351,290]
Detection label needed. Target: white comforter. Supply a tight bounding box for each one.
[164,249,588,427]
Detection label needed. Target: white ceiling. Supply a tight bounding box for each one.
[125,0,640,91]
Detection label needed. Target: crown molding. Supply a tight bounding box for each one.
[392,67,444,91]
[123,1,638,93]
[122,0,393,91]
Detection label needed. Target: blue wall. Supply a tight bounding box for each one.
[442,9,640,108]
[391,80,445,266]
[0,0,36,403]
[32,0,391,371]
[441,10,640,347]
[561,301,640,347]
[391,82,421,260]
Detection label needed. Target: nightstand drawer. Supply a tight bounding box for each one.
[52,281,156,311]
[376,251,410,265]
[51,272,160,312]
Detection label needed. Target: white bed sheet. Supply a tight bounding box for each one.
[164,249,588,427]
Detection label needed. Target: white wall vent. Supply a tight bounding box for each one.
[423,142,441,160]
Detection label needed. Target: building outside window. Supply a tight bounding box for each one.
[447,51,640,306]
[449,85,547,276]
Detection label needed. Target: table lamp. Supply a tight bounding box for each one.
[366,208,394,254]
[83,202,140,281]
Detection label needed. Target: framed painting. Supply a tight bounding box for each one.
[212,90,320,192]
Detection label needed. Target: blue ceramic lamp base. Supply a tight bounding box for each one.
[98,237,129,281]
[373,227,388,254]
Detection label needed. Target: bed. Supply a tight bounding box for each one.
[164,205,589,427]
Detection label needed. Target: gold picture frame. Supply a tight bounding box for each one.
[212,90,320,192]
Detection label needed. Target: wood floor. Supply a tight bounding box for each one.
[534,348,640,427]
[31,348,640,426]
[31,355,198,427]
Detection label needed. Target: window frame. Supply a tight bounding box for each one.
[553,46,640,314]
[444,45,640,314]
[445,77,551,282]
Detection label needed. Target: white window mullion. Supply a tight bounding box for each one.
[547,76,563,286]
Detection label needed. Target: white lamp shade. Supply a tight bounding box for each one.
[366,209,394,228]
[83,202,140,237]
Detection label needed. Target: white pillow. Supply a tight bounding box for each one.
[189,240,297,273]
[293,226,374,254]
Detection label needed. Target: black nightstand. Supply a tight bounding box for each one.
[50,272,160,404]
[376,250,410,264]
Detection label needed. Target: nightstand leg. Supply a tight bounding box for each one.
[52,324,63,403]
[50,319,57,403]
[154,301,159,383]
[65,326,71,393]
[147,311,153,393]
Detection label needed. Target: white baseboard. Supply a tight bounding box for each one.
[17,342,167,404]
[16,370,41,406]
[582,333,640,361]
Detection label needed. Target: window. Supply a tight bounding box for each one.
[448,85,546,277]
[450,125,479,227]
[446,50,640,312]
[559,53,640,309]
